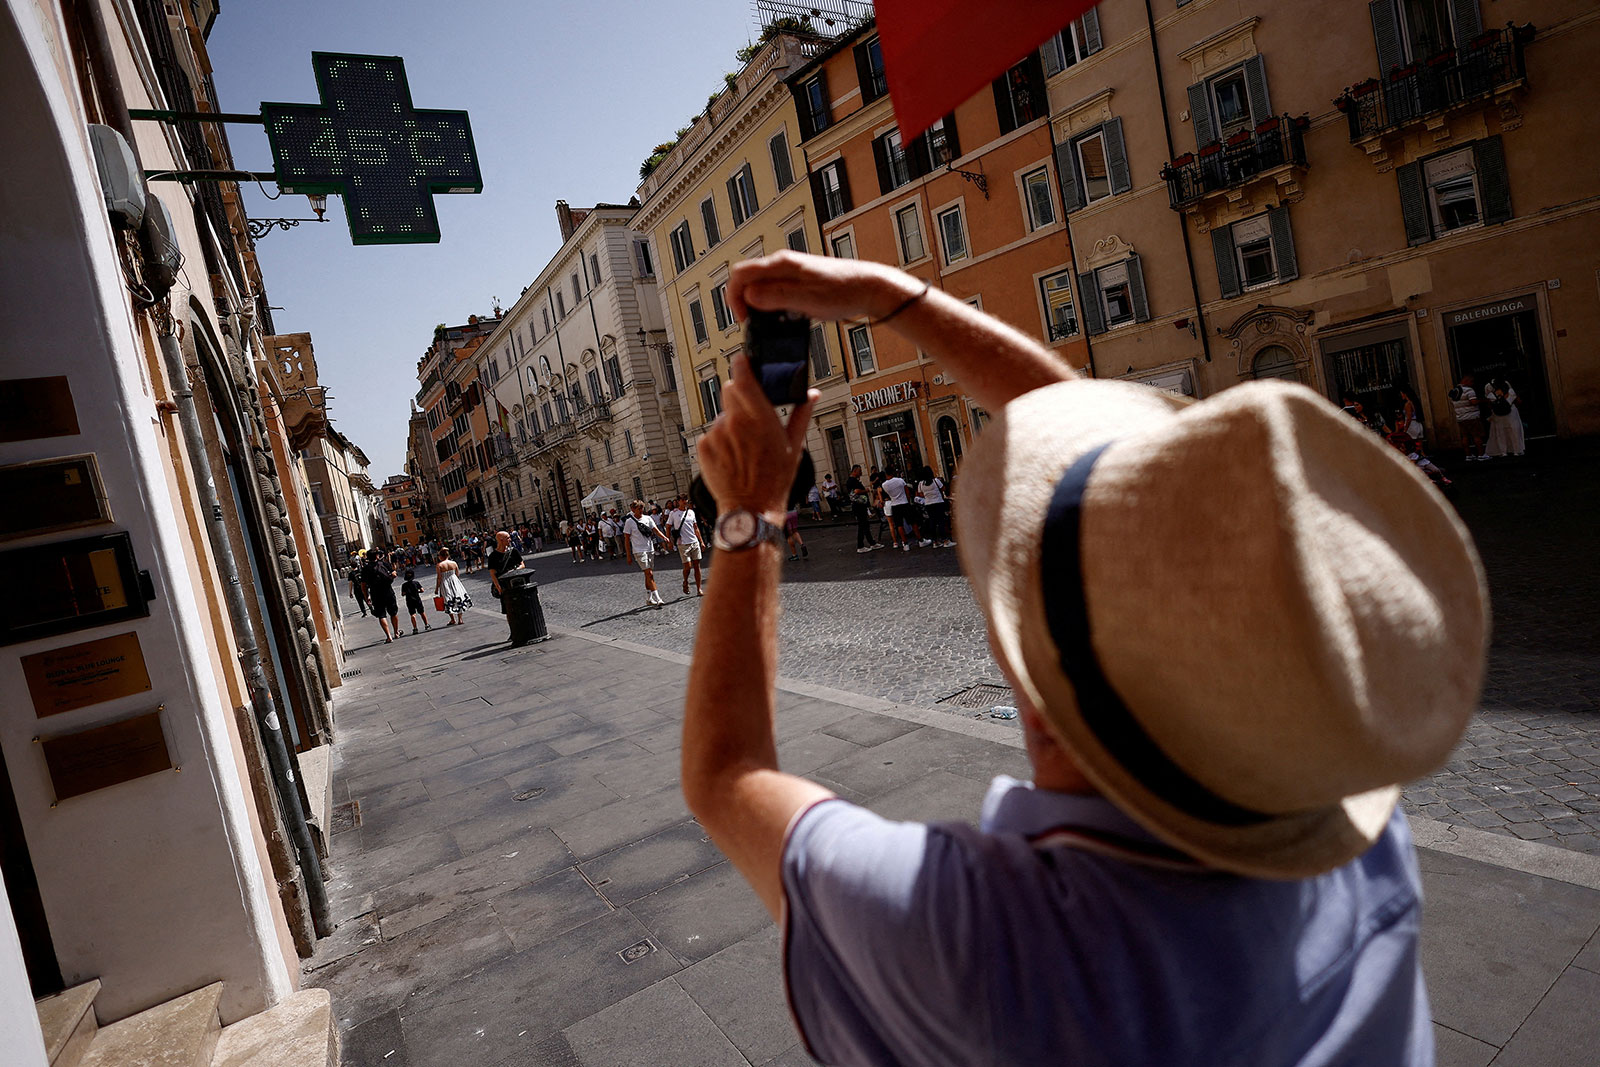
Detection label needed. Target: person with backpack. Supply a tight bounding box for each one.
[362,549,402,643]
[916,464,954,548]
[668,493,706,596]
[847,465,880,554]
[623,499,674,608]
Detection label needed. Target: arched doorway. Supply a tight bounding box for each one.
[936,415,964,479]
[1251,345,1300,382]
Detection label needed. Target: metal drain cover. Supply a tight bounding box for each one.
[935,682,1013,709]
[618,938,657,964]
[339,668,362,679]
[331,799,361,834]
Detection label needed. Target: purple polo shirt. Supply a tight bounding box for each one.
[781,777,1431,1066]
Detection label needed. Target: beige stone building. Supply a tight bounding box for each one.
[633,28,849,476]
[1040,0,1597,445]
[479,202,691,527]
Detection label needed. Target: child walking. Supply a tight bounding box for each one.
[400,569,432,633]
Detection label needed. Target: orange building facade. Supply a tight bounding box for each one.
[787,22,1088,483]
[382,475,421,546]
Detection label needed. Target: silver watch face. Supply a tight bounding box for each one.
[720,510,756,546]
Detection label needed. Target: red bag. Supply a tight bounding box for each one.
[434,595,447,612]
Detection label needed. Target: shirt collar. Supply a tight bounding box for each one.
[980,775,1167,847]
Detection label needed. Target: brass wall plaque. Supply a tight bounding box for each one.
[41,710,172,801]
[21,632,153,717]
[0,376,79,442]
[0,455,111,540]
[1,532,150,645]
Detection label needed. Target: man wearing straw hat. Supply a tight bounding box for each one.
[680,251,1486,1066]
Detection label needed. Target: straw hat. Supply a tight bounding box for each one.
[955,379,1487,878]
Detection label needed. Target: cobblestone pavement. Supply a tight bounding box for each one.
[451,441,1599,851]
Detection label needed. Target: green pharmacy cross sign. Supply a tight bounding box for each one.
[261,53,482,245]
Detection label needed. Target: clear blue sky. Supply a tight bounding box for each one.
[208,0,763,480]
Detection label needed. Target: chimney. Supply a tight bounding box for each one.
[556,200,576,241]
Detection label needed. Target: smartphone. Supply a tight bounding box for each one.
[745,309,811,406]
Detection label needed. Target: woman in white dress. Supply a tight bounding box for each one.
[433,547,473,626]
[1483,377,1526,458]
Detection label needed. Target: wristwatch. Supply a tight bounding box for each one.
[713,509,785,552]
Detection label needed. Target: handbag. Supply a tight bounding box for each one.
[1491,397,1512,417]
[434,595,447,612]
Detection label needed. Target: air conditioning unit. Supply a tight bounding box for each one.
[140,195,183,297]
[88,124,145,229]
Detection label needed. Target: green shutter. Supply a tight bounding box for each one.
[742,162,759,213]
[701,199,720,248]
[1078,272,1106,335]
[1370,0,1404,74]
[854,41,877,103]
[1128,254,1151,323]
[1103,118,1132,195]
[1451,0,1482,49]
[1056,140,1082,213]
[1243,56,1271,124]
[1082,9,1103,55]
[1396,161,1432,245]
[1474,136,1512,224]
[1268,206,1298,282]
[726,177,744,227]
[1212,226,1240,299]
[1188,81,1215,148]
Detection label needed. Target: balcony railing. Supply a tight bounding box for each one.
[1046,319,1079,343]
[575,398,612,429]
[1335,25,1532,142]
[1162,114,1309,209]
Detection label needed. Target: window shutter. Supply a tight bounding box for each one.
[1473,136,1512,224]
[1128,254,1151,323]
[1212,226,1241,299]
[701,200,720,248]
[1243,56,1271,123]
[809,170,827,220]
[1082,8,1103,55]
[853,42,878,103]
[1451,0,1482,50]
[1040,32,1065,78]
[943,112,961,160]
[770,133,793,190]
[1078,273,1106,335]
[795,85,816,140]
[742,162,759,213]
[727,177,744,227]
[1396,161,1432,245]
[835,161,853,214]
[1056,140,1083,213]
[872,135,894,195]
[993,76,1017,135]
[814,69,830,131]
[1370,0,1404,74]
[1187,81,1215,148]
[1023,51,1047,110]
[1103,118,1132,195]
[1268,206,1298,282]
[907,132,931,179]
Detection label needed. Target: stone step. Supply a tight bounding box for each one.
[78,982,222,1067]
[209,989,337,1067]
[34,979,101,1067]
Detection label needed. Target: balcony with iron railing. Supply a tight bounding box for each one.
[1335,25,1533,143]
[1162,114,1309,210]
[575,398,612,430]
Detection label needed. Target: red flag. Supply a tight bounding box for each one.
[876,0,1099,138]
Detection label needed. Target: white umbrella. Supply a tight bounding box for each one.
[580,485,624,509]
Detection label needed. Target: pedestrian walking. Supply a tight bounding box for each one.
[486,529,526,616]
[567,521,585,563]
[916,464,954,547]
[623,499,673,608]
[434,547,472,626]
[400,569,432,633]
[347,564,369,617]
[361,549,402,643]
[680,249,1486,1067]
[880,468,913,550]
[847,465,881,553]
[784,508,808,561]
[822,473,842,519]
[1483,376,1525,458]
[1450,374,1488,461]
[668,493,705,596]
[806,482,823,521]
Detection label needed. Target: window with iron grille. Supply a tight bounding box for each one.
[1038,271,1077,341]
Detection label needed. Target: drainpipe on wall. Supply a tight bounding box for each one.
[1143,0,1214,368]
[156,318,332,940]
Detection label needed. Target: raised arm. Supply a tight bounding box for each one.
[727,251,1075,414]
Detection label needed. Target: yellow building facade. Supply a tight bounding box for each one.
[635,30,850,477]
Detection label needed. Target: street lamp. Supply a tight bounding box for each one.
[245,193,333,239]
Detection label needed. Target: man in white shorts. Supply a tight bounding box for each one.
[668,493,705,596]
[623,498,673,607]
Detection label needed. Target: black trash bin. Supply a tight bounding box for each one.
[501,570,549,647]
